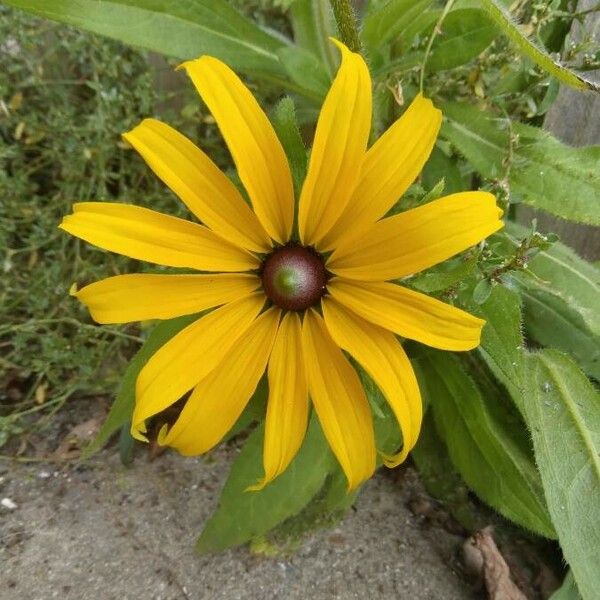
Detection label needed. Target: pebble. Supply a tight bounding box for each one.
[1,497,18,510]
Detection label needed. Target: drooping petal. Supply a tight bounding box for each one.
[158,307,281,455]
[75,273,260,324]
[181,57,294,243]
[249,312,309,491]
[328,279,485,351]
[328,192,503,281]
[298,40,372,248]
[322,94,442,250]
[302,309,376,490]
[123,119,271,252]
[322,298,422,466]
[132,292,264,440]
[60,202,259,272]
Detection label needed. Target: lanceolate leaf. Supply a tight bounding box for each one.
[3,0,288,76]
[422,352,555,538]
[524,351,600,600]
[442,102,600,225]
[477,0,600,92]
[83,313,198,458]
[196,415,336,553]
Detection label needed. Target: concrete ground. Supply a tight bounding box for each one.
[0,441,476,600]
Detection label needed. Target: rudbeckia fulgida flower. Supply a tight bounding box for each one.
[60,41,503,490]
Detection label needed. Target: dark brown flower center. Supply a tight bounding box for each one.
[261,245,327,311]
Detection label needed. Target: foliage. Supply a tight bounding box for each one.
[1,1,600,597]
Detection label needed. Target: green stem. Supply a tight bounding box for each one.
[419,0,456,93]
[329,0,362,53]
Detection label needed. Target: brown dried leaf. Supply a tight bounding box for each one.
[463,528,528,600]
[51,416,104,460]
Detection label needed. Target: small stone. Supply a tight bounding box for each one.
[1,497,18,510]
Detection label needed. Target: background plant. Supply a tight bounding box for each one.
[1,1,599,599]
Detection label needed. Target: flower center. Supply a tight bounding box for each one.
[261,245,327,311]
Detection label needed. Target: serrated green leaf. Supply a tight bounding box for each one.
[442,103,600,225]
[423,351,555,538]
[82,313,198,459]
[4,0,287,76]
[523,351,600,600]
[428,8,497,72]
[550,571,582,600]
[362,0,434,50]
[477,0,600,92]
[196,415,336,553]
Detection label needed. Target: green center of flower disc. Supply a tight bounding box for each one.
[261,245,327,311]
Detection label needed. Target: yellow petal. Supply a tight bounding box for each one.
[302,309,376,490]
[181,57,293,243]
[328,279,485,351]
[123,119,271,253]
[322,298,422,467]
[132,292,264,440]
[298,39,372,248]
[75,273,261,324]
[322,94,442,249]
[249,312,309,491]
[328,192,503,281]
[159,307,281,455]
[60,202,259,272]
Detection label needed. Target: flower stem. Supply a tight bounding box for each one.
[329,0,362,53]
[419,0,456,93]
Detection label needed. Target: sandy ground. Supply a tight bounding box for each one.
[0,442,476,600]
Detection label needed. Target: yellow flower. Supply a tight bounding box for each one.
[60,41,503,490]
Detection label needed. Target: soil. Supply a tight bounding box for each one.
[1,395,561,600]
[0,397,479,600]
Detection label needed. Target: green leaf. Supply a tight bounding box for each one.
[277,46,330,103]
[427,8,497,72]
[4,0,288,76]
[477,0,600,92]
[441,102,600,225]
[470,284,524,397]
[196,414,336,553]
[523,351,600,600]
[550,572,582,600]
[505,224,600,338]
[500,224,600,378]
[362,0,434,50]
[472,278,493,304]
[411,408,477,529]
[421,147,467,195]
[409,252,478,293]
[289,0,338,75]
[522,290,600,381]
[82,313,198,459]
[423,351,555,538]
[271,96,308,199]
